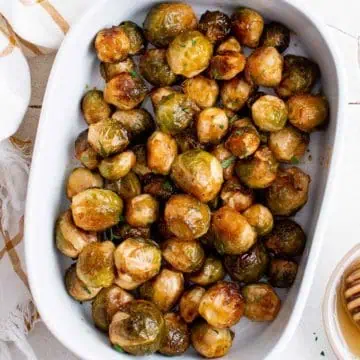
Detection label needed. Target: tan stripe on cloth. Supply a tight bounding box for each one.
[0,16,18,57]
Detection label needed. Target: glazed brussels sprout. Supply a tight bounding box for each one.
[243,204,274,236]
[196,108,229,145]
[99,151,136,181]
[71,189,123,231]
[88,119,129,157]
[217,36,241,54]
[199,11,231,43]
[174,128,203,153]
[162,238,205,273]
[164,194,211,240]
[224,243,269,284]
[105,171,142,200]
[114,271,143,291]
[125,194,159,227]
[150,87,176,110]
[65,264,101,301]
[221,77,254,112]
[242,283,281,321]
[109,223,151,242]
[211,144,236,180]
[220,178,255,212]
[131,144,152,177]
[191,320,234,359]
[265,167,310,215]
[235,146,279,189]
[231,8,264,48]
[180,286,206,323]
[66,168,103,199]
[75,130,100,170]
[268,258,298,288]
[92,285,134,331]
[100,58,136,82]
[119,21,146,55]
[109,300,165,355]
[276,55,320,98]
[288,94,329,132]
[81,90,111,125]
[147,131,178,175]
[183,76,219,109]
[264,219,306,257]
[199,281,244,328]
[245,47,283,87]
[252,95,288,132]
[189,256,226,286]
[143,174,176,201]
[167,31,213,78]
[171,149,224,203]
[156,216,174,241]
[212,206,257,255]
[259,22,291,53]
[209,52,246,81]
[104,72,148,110]
[143,3,197,47]
[139,269,184,312]
[95,26,130,63]
[76,241,115,288]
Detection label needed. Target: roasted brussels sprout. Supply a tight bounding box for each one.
[150,87,176,110]
[268,258,298,288]
[140,269,184,312]
[143,3,197,47]
[209,52,246,81]
[147,131,178,175]
[231,8,264,48]
[164,194,211,240]
[220,178,255,212]
[171,149,224,203]
[72,189,123,231]
[66,167,103,199]
[276,55,320,98]
[265,167,310,215]
[92,285,134,331]
[191,320,234,358]
[217,36,241,54]
[211,144,236,180]
[235,146,279,189]
[179,286,206,323]
[82,90,111,125]
[99,151,136,181]
[259,22,290,53]
[242,283,281,321]
[75,130,100,170]
[243,204,274,236]
[189,255,226,286]
[245,47,283,87]
[196,108,229,145]
[65,264,101,301]
[100,58,136,82]
[131,144,152,177]
[162,238,205,273]
[95,26,130,63]
[125,194,159,227]
[212,206,257,255]
[156,216,174,241]
[263,219,306,257]
[199,11,231,43]
[221,76,254,112]
[104,72,148,110]
[119,21,146,55]
[174,128,203,153]
[109,223,151,242]
[88,119,129,157]
[252,95,288,132]
[167,31,213,78]
[114,271,143,291]
[143,174,176,201]
[288,94,329,132]
[105,171,142,200]
[183,76,219,109]
[246,91,266,109]
[109,300,165,355]
[76,241,115,288]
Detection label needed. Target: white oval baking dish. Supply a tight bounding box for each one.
[25,0,346,359]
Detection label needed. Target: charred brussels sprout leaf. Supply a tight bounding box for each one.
[259,22,290,53]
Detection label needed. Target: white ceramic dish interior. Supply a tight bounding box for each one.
[25,0,346,359]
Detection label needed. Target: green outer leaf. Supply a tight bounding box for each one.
[221,156,236,169]
[113,344,125,353]
[290,156,299,164]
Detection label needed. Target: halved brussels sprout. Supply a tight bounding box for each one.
[212,206,257,255]
[65,264,101,301]
[245,47,283,87]
[143,174,176,201]
[224,243,269,284]
[197,108,229,145]
[235,146,279,189]
[71,189,123,231]
[99,151,136,181]
[109,223,151,242]
[162,238,205,273]
[199,11,231,43]
[147,131,178,175]
[66,168,103,199]
[95,26,130,63]
[171,149,224,203]
[167,30,213,78]
[183,76,219,109]
[209,52,246,81]
[109,300,165,355]
[211,144,236,180]
[179,286,206,323]
[243,204,274,236]
[104,72,148,110]
[264,219,306,257]
[259,22,291,53]
[242,283,281,321]
[175,128,203,153]
[125,194,159,227]
[221,76,254,112]
[75,130,100,170]
[191,320,234,358]
[105,171,141,200]
[220,178,255,212]
[164,194,211,240]
[150,87,176,110]
[119,21,146,55]
[143,3,197,47]
[268,258,298,288]
[131,144,152,177]
[81,90,111,125]
[217,36,241,53]
[288,94,329,132]
[139,268,184,312]
[265,167,310,215]
[189,255,226,286]
[76,241,115,288]
[100,58,136,82]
